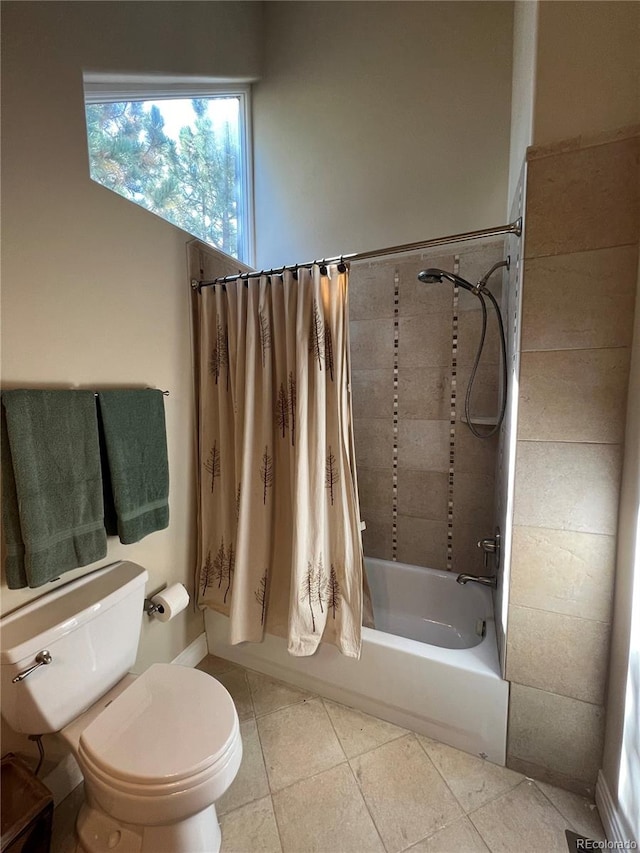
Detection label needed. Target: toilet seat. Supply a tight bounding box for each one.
[77,664,242,826]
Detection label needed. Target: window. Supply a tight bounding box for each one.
[83,74,253,263]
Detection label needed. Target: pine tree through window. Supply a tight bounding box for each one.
[84,76,252,262]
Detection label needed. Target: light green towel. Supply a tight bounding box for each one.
[1,390,107,588]
[97,390,169,544]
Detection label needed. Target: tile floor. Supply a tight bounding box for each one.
[52,655,606,853]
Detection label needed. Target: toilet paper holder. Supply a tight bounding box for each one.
[144,584,167,617]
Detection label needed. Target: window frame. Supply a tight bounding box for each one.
[83,73,255,265]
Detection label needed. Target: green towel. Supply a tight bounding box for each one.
[1,405,28,588]
[1,390,107,588]
[97,390,169,544]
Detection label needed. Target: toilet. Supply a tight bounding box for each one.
[0,561,242,853]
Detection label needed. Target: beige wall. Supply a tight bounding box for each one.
[534,1,640,146]
[507,1,537,210]
[505,129,640,796]
[253,1,514,268]
[0,0,263,739]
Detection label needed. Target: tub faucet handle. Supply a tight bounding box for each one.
[477,529,501,571]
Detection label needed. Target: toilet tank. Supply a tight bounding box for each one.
[0,561,148,735]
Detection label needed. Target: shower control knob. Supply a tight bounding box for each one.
[477,530,501,570]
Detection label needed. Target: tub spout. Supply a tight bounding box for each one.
[456,573,497,588]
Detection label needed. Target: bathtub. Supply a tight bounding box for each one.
[205,557,509,765]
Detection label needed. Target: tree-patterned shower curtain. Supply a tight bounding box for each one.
[195,264,364,657]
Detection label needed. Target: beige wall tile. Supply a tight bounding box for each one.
[357,467,392,515]
[525,137,640,258]
[361,510,392,561]
[397,469,448,521]
[470,780,571,853]
[349,261,396,320]
[398,419,450,473]
[457,286,485,313]
[510,525,615,623]
[521,246,638,352]
[506,605,610,704]
[456,239,508,294]
[350,735,462,852]
[399,315,453,368]
[353,418,392,470]
[350,318,394,369]
[398,253,456,317]
[456,281,503,314]
[272,763,384,853]
[507,683,605,785]
[396,516,448,570]
[456,363,501,421]
[457,311,501,365]
[513,441,622,535]
[518,348,630,444]
[452,521,496,576]
[455,427,499,476]
[351,369,393,419]
[453,471,496,522]
[398,366,451,420]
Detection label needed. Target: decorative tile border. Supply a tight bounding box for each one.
[446,255,461,572]
[392,268,400,561]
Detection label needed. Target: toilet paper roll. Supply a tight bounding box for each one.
[151,583,190,622]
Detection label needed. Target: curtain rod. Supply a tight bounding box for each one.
[192,218,522,290]
[92,390,169,397]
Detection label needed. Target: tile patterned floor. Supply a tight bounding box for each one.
[52,655,606,853]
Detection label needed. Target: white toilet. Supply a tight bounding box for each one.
[0,561,242,853]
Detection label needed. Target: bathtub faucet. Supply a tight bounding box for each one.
[456,573,497,588]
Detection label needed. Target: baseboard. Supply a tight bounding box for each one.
[596,769,634,845]
[171,632,208,668]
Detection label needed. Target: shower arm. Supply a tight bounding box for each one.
[476,258,510,293]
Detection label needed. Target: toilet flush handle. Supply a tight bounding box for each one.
[12,650,52,683]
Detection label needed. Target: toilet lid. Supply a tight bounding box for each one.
[79,663,238,785]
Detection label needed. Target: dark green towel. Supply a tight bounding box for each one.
[1,390,107,588]
[97,390,169,544]
[1,405,28,588]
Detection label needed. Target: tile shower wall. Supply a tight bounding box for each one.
[505,128,640,797]
[351,240,507,575]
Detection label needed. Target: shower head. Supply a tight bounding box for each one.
[417,269,446,284]
[417,268,476,293]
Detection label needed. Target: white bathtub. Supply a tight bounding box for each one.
[205,557,509,764]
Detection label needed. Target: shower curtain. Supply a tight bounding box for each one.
[195,264,364,657]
